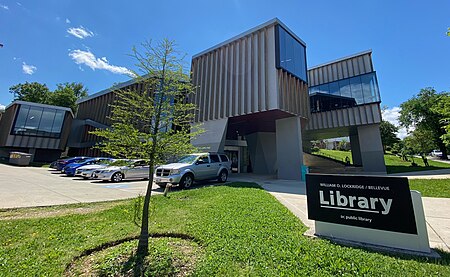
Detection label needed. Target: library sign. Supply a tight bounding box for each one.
[306,174,417,234]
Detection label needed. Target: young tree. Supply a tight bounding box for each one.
[49,82,88,113]
[91,39,202,260]
[379,120,400,153]
[399,88,449,159]
[9,82,50,103]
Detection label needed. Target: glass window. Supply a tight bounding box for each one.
[361,73,379,103]
[13,105,30,134]
[329,82,340,95]
[338,79,351,98]
[197,155,209,164]
[39,108,57,134]
[51,110,65,134]
[219,155,229,162]
[308,72,380,113]
[24,106,43,135]
[12,104,66,138]
[318,84,330,94]
[276,25,307,82]
[210,154,220,163]
[350,76,364,104]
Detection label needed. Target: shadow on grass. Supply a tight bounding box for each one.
[64,233,199,276]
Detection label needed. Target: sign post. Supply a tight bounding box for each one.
[306,173,431,253]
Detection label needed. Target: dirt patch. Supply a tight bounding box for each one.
[65,237,202,277]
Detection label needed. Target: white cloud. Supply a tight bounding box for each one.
[22,62,37,75]
[0,104,5,112]
[0,4,9,10]
[65,18,70,24]
[67,26,94,39]
[68,49,133,76]
[16,2,21,6]
[381,107,410,139]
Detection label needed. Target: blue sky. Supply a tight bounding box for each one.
[1,0,449,123]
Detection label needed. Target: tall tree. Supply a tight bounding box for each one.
[433,93,450,147]
[379,120,400,153]
[403,129,437,156]
[49,82,88,113]
[399,88,449,159]
[9,82,50,103]
[90,39,202,264]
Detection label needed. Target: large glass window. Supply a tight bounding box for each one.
[308,72,381,113]
[276,25,307,82]
[12,104,66,138]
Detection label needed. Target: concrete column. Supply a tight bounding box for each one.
[349,134,362,166]
[191,118,228,152]
[247,132,277,174]
[357,124,386,173]
[276,117,303,180]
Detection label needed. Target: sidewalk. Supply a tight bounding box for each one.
[228,174,450,253]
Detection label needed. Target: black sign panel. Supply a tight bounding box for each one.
[306,174,417,234]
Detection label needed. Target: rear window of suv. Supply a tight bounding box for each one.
[210,154,220,163]
[219,155,229,162]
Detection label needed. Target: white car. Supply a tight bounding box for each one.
[154,152,231,188]
[431,150,443,157]
[75,159,117,179]
[93,159,149,182]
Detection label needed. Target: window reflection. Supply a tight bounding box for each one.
[309,72,380,113]
[276,25,307,82]
[12,104,66,138]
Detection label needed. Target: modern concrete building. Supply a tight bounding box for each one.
[0,101,73,162]
[67,18,386,179]
[190,18,386,178]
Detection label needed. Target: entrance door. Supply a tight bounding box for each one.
[225,150,239,173]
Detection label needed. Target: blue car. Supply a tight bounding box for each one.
[54,156,91,171]
[63,158,113,176]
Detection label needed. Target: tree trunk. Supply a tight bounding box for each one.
[438,141,448,160]
[136,167,154,256]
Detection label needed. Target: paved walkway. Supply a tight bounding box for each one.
[228,174,450,253]
[0,163,162,209]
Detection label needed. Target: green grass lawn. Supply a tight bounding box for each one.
[1,183,449,276]
[409,179,450,198]
[314,149,450,174]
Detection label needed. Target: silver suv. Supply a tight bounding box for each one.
[154,153,231,188]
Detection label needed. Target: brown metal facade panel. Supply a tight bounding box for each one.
[276,69,309,118]
[58,111,73,150]
[0,104,18,146]
[305,103,382,131]
[191,26,276,123]
[307,52,374,87]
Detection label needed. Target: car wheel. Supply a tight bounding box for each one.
[111,172,123,182]
[179,174,194,189]
[218,170,228,183]
[82,176,89,180]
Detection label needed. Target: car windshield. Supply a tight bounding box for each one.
[177,155,200,164]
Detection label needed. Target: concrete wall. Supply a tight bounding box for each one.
[247,132,277,174]
[357,124,386,173]
[349,133,362,166]
[276,117,303,180]
[191,118,228,152]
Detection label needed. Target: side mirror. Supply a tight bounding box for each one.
[195,161,199,165]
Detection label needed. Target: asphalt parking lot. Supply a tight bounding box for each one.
[0,163,164,209]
